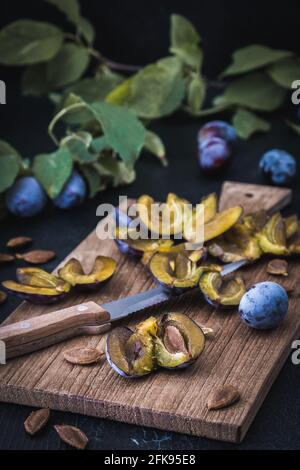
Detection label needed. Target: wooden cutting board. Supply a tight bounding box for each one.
[0,181,298,443]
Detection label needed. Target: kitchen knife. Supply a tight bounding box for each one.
[0,259,247,359]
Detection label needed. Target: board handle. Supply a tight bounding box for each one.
[0,302,111,359]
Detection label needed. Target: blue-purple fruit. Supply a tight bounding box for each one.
[6,176,47,217]
[199,120,237,143]
[53,170,86,209]
[259,149,297,185]
[198,137,231,173]
[239,281,288,329]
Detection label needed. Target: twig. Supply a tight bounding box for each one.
[87,48,141,73]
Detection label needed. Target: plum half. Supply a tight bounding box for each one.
[114,226,174,258]
[149,251,214,294]
[58,256,117,291]
[106,317,158,378]
[257,213,289,256]
[154,312,205,369]
[2,267,71,304]
[208,213,263,263]
[199,271,246,308]
[106,314,206,378]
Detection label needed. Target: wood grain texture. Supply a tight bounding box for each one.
[219,181,291,215]
[0,182,298,443]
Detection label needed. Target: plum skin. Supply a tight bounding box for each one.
[53,170,86,209]
[199,120,237,143]
[239,281,288,329]
[259,149,296,185]
[198,137,231,173]
[5,176,47,217]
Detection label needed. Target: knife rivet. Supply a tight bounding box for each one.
[77,305,89,312]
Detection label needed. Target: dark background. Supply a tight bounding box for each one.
[0,0,300,450]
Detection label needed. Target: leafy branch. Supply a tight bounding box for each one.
[0,0,300,203]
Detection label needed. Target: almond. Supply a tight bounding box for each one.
[6,236,32,249]
[16,250,56,264]
[207,384,240,410]
[54,425,89,450]
[0,253,14,264]
[267,259,288,277]
[24,408,50,435]
[63,347,104,365]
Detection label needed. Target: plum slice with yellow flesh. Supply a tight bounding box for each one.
[284,214,298,239]
[149,251,218,293]
[257,213,289,256]
[199,271,245,308]
[184,206,243,243]
[2,268,71,304]
[203,193,218,223]
[203,206,243,242]
[182,193,217,242]
[58,256,116,290]
[114,226,174,257]
[136,193,189,236]
[154,312,205,369]
[16,267,70,292]
[106,317,158,378]
[208,214,262,262]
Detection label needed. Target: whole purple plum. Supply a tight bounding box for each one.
[199,120,237,143]
[6,177,47,217]
[239,281,288,329]
[53,170,86,209]
[198,137,231,173]
[259,149,296,186]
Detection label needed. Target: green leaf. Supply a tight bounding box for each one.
[222,45,292,77]
[94,155,136,187]
[286,120,300,135]
[78,18,95,45]
[22,44,90,95]
[54,92,93,126]
[33,147,73,198]
[0,20,64,65]
[267,57,300,89]
[91,136,110,153]
[0,155,20,193]
[232,108,270,139]
[0,139,21,159]
[55,69,124,124]
[214,73,286,112]
[44,43,90,88]
[170,14,202,70]
[144,130,167,166]
[187,73,206,113]
[107,57,185,119]
[61,132,99,164]
[80,165,106,197]
[67,68,123,102]
[0,139,21,193]
[170,14,200,50]
[88,101,146,167]
[47,0,81,26]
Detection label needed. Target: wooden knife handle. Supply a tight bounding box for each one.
[0,301,110,359]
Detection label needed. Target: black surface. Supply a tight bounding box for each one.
[0,0,300,451]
